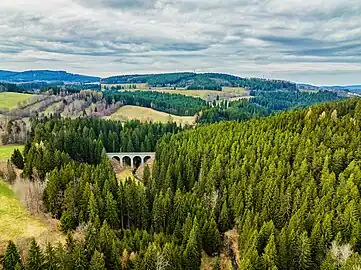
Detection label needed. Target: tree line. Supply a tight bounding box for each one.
[103,90,208,116]
[198,90,344,124]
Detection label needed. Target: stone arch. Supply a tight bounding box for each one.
[133,156,142,168]
[122,156,131,167]
[143,156,152,164]
[112,156,121,163]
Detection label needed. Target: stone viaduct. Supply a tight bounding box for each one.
[107,152,155,168]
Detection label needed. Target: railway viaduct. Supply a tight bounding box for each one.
[107,152,155,168]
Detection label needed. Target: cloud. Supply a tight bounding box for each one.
[0,0,360,85]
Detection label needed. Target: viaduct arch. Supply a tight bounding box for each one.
[107,152,155,168]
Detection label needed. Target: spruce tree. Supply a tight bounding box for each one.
[89,250,106,270]
[203,218,221,256]
[219,200,230,232]
[183,218,202,269]
[27,238,43,270]
[3,241,22,270]
[11,149,24,170]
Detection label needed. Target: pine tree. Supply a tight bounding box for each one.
[89,250,106,270]
[183,218,202,269]
[105,191,119,228]
[219,199,230,232]
[297,231,312,269]
[43,243,57,270]
[60,210,75,232]
[143,164,150,185]
[3,241,22,270]
[11,149,24,170]
[262,233,277,269]
[203,218,221,256]
[27,238,43,270]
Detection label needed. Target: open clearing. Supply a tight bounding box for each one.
[107,105,196,125]
[0,145,24,162]
[0,181,62,251]
[222,86,248,94]
[123,87,252,102]
[0,92,33,109]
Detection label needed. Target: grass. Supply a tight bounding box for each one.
[0,181,60,251]
[0,145,24,162]
[107,105,196,125]
[124,88,225,99]
[0,92,33,109]
[122,87,251,102]
[222,86,248,94]
[117,168,135,181]
[0,181,63,251]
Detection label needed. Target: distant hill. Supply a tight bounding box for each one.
[0,70,100,83]
[297,83,361,92]
[102,72,297,91]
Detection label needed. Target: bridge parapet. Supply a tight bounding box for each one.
[107,152,155,168]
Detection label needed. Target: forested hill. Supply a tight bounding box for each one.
[102,72,296,91]
[4,98,361,269]
[0,70,100,83]
[152,98,361,268]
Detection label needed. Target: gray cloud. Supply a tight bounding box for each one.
[0,0,360,85]
[74,0,158,9]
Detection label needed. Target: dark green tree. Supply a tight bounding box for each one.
[11,149,24,170]
[3,241,22,270]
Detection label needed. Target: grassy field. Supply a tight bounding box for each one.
[0,92,33,109]
[124,88,225,98]
[107,105,196,125]
[0,145,24,162]
[122,87,251,102]
[222,86,248,94]
[0,181,62,251]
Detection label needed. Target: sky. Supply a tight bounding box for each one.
[0,0,360,85]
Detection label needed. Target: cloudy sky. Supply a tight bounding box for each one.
[0,0,360,85]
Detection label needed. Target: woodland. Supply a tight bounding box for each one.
[3,98,361,269]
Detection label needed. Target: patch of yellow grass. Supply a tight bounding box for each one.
[107,105,196,125]
[201,252,219,270]
[0,145,24,162]
[0,181,63,250]
[227,96,253,102]
[222,87,248,94]
[0,92,33,109]
[117,168,135,181]
[125,88,222,99]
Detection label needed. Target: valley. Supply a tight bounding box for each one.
[0,71,359,270]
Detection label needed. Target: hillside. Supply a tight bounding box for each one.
[0,70,100,83]
[152,98,361,268]
[102,72,297,91]
[0,181,62,251]
[106,105,196,125]
[3,98,361,269]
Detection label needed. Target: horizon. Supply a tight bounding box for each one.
[1,68,360,87]
[1,0,360,86]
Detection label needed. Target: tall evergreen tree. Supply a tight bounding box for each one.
[3,241,22,270]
